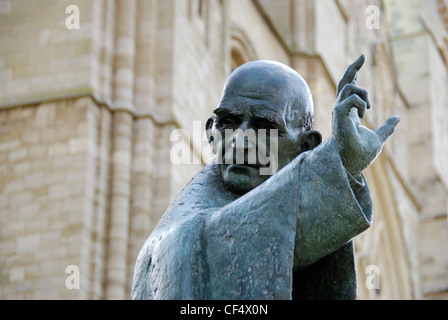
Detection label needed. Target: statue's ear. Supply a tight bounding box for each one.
[299,130,322,152]
[206,116,217,154]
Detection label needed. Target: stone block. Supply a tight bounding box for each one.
[9,266,25,282]
[18,203,40,218]
[3,178,23,194]
[21,130,40,145]
[48,143,68,157]
[28,145,46,159]
[23,172,44,189]
[9,191,33,205]
[0,139,20,152]
[16,234,40,254]
[13,161,30,175]
[8,147,27,162]
[49,183,72,200]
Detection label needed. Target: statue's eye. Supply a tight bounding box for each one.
[257,121,284,137]
[219,117,238,127]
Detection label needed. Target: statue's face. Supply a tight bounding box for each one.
[213,98,300,195]
[208,61,321,195]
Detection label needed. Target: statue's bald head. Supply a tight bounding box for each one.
[208,60,322,195]
[220,60,315,132]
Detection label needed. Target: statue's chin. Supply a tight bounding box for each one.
[224,180,253,195]
[220,165,265,195]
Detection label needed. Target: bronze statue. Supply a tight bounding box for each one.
[131,55,400,300]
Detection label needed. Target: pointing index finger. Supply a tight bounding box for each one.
[337,54,366,95]
[350,54,366,74]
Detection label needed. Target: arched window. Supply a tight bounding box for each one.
[231,48,246,71]
[230,25,257,71]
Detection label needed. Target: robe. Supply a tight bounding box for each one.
[131,136,373,300]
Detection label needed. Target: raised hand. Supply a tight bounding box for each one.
[332,54,400,176]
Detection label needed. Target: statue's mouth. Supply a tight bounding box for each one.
[227,163,259,172]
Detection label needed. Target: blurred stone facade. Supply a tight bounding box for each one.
[0,0,447,299]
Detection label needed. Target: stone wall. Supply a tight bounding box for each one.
[0,97,101,299]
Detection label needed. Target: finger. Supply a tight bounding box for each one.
[337,54,366,95]
[343,54,365,84]
[375,115,401,144]
[338,83,372,110]
[335,94,367,119]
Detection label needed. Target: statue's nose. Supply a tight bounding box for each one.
[232,122,256,150]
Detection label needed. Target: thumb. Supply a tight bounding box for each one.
[375,115,401,144]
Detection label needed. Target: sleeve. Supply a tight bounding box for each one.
[293,136,373,271]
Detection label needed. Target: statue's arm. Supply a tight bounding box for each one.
[205,139,373,274]
[290,55,401,271]
[293,137,373,270]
